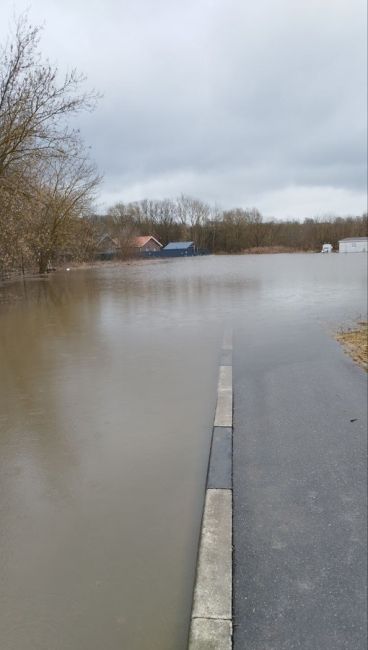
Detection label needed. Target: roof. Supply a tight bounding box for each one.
[133,235,162,248]
[163,241,194,250]
[97,233,119,247]
[339,236,368,241]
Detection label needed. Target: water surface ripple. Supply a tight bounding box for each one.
[0,254,366,649]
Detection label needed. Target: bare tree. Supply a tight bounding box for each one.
[0,14,101,274]
[176,195,211,248]
[106,202,139,256]
[26,151,100,273]
[0,15,98,182]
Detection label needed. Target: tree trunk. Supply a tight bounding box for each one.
[38,251,49,274]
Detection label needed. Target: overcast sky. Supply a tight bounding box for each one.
[1,0,367,218]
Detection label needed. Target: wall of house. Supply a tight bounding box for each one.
[141,240,161,252]
[97,238,120,254]
[339,240,368,253]
[162,245,196,257]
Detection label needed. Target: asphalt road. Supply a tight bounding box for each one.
[233,320,367,650]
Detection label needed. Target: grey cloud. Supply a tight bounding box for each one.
[1,0,366,216]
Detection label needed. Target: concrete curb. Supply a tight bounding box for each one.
[188,328,233,650]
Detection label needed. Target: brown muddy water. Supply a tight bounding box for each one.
[0,254,367,650]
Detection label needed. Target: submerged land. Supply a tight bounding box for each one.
[0,254,366,650]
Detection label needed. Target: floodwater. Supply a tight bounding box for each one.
[0,254,366,650]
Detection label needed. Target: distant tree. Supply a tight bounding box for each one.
[99,199,367,258]
[244,208,265,248]
[106,202,139,256]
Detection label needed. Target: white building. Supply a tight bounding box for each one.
[321,243,333,253]
[338,237,368,253]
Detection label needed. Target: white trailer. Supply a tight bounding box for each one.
[321,243,333,253]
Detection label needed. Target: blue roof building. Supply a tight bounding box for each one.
[162,241,196,256]
[163,241,194,250]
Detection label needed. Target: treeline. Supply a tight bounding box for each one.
[0,16,99,278]
[1,19,367,280]
[95,197,367,255]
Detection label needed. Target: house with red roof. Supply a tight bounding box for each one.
[133,236,163,254]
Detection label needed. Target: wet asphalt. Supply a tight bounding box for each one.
[233,321,367,650]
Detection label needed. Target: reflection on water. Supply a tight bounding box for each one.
[0,254,366,650]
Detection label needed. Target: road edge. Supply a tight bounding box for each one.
[188,328,233,649]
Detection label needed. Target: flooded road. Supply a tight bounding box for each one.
[0,254,366,650]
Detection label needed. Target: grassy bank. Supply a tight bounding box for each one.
[336,322,368,372]
[240,246,314,254]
